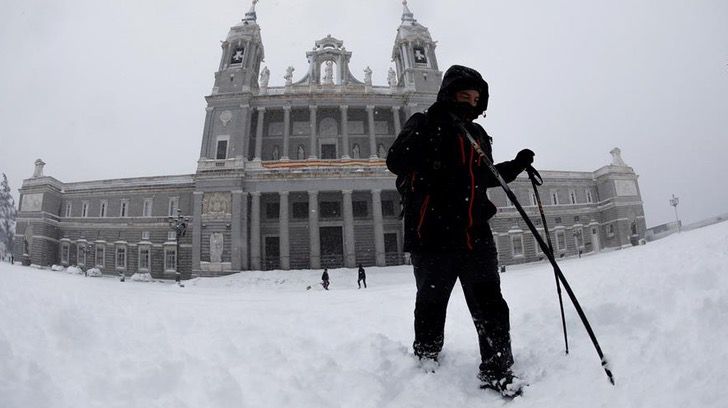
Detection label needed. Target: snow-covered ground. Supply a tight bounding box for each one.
[2,222,728,408]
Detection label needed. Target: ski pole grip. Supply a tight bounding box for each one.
[526,166,543,186]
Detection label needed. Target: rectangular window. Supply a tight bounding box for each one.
[61,243,70,264]
[216,139,228,160]
[292,202,308,219]
[381,200,395,216]
[164,247,177,272]
[65,203,72,217]
[168,197,179,217]
[116,246,127,269]
[511,235,524,257]
[120,200,128,217]
[141,231,151,241]
[569,190,577,204]
[139,247,151,271]
[551,191,559,205]
[81,202,89,218]
[95,245,105,267]
[99,201,107,217]
[607,224,615,237]
[555,217,562,224]
[168,231,177,241]
[586,190,593,204]
[352,200,368,218]
[384,233,398,253]
[77,245,86,266]
[320,201,341,218]
[143,199,153,217]
[266,202,280,219]
[574,216,580,222]
[556,230,566,251]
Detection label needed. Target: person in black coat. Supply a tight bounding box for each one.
[357,263,367,289]
[321,268,330,290]
[386,65,534,391]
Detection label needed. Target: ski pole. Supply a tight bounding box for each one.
[526,166,569,355]
[451,115,615,385]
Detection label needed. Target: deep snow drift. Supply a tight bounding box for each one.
[1,222,728,408]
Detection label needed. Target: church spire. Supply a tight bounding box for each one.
[243,0,258,22]
[401,0,416,23]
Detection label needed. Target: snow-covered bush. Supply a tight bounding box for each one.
[66,266,83,274]
[51,264,65,271]
[130,272,152,282]
[86,268,103,277]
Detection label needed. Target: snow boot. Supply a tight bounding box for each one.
[478,369,526,398]
[416,355,439,373]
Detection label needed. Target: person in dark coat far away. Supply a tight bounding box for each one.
[357,264,367,289]
[321,268,330,290]
[386,65,534,396]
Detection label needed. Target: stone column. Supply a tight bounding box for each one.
[309,106,318,159]
[250,192,261,270]
[392,106,402,136]
[342,190,356,267]
[191,192,204,273]
[282,105,291,160]
[279,191,290,270]
[340,105,350,159]
[231,190,245,270]
[235,104,250,160]
[308,190,321,269]
[371,189,386,266]
[367,105,377,159]
[240,191,249,269]
[253,107,265,161]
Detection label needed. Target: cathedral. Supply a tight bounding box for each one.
[13,1,646,278]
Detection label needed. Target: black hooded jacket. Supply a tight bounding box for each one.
[386,66,526,253]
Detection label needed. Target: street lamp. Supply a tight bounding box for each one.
[669,194,680,233]
[168,208,191,281]
[79,241,92,276]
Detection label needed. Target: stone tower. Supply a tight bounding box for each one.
[197,1,264,171]
[391,1,441,94]
[212,0,265,95]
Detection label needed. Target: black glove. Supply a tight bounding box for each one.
[514,149,535,168]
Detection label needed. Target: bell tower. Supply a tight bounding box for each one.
[212,0,265,95]
[391,1,441,93]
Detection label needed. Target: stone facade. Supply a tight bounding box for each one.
[13,2,646,278]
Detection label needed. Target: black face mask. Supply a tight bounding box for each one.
[449,101,479,121]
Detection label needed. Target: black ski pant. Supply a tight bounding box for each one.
[358,278,367,288]
[411,249,514,373]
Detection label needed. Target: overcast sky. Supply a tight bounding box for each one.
[1,0,726,227]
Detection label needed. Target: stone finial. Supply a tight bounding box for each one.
[259,66,270,89]
[284,66,294,86]
[244,0,258,22]
[401,0,416,23]
[610,147,627,166]
[364,66,372,86]
[388,67,397,88]
[33,159,45,178]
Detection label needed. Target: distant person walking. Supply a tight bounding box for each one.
[321,268,330,290]
[357,264,367,289]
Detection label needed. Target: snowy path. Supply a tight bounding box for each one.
[2,223,728,407]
